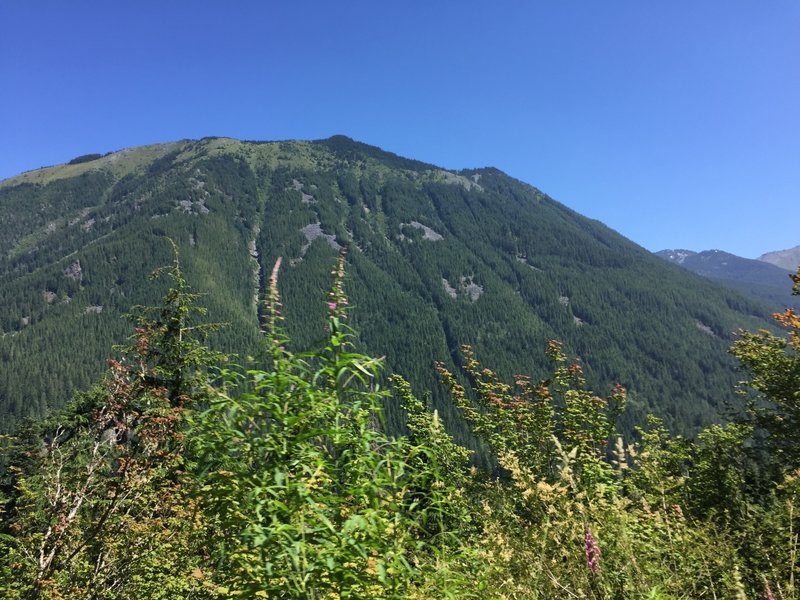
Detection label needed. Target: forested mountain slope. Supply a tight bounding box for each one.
[0,136,774,434]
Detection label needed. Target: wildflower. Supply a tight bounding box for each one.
[763,582,775,600]
[328,302,337,311]
[584,527,600,575]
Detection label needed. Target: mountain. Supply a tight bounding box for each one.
[656,248,798,310]
[0,136,777,437]
[759,245,800,272]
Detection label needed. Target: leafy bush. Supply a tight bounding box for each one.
[189,256,480,598]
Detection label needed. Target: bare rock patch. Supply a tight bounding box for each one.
[300,222,342,254]
[64,261,82,282]
[442,278,458,299]
[400,221,443,241]
[695,321,716,336]
[460,276,483,301]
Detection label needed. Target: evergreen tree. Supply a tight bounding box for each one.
[0,251,220,598]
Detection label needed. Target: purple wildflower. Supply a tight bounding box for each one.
[584,527,600,575]
[763,582,775,600]
[327,302,337,311]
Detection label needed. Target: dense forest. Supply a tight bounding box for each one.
[0,136,778,440]
[1,254,799,598]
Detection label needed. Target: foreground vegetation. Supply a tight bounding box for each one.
[1,253,799,598]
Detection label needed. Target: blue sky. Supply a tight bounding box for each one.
[1,1,797,258]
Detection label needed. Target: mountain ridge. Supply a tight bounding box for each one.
[656,247,798,310]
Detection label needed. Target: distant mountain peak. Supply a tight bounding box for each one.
[655,247,798,310]
[758,245,800,271]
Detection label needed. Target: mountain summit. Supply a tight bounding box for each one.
[0,136,777,434]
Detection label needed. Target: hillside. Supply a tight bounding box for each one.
[0,136,776,435]
[656,248,798,310]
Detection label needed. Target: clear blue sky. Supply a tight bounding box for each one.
[2,1,797,258]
